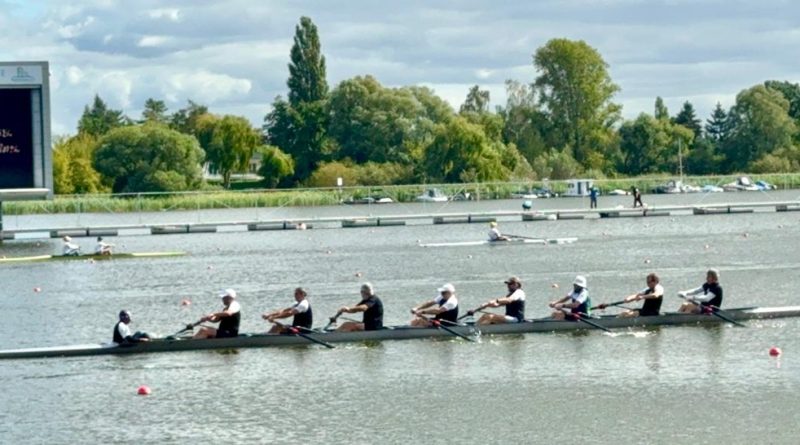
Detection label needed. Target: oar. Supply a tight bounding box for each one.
[323,311,342,331]
[429,319,474,342]
[167,319,203,339]
[562,310,612,333]
[591,300,628,310]
[274,321,335,349]
[678,295,746,327]
[457,306,488,320]
[504,233,539,241]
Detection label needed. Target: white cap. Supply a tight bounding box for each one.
[438,283,456,293]
[219,288,236,299]
[63,236,72,242]
[573,275,588,289]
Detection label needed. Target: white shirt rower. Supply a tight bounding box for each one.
[488,222,510,241]
[94,237,114,255]
[62,236,80,256]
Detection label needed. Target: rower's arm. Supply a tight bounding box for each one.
[679,286,705,300]
[412,301,436,314]
[341,304,368,314]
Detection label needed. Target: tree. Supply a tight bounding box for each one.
[460,85,491,114]
[205,116,261,188]
[705,102,730,142]
[764,80,800,120]
[421,117,509,183]
[52,134,108,194]
[673,101,702,138]
[94,125,205,193]
[654,97,669,121]
[77,95,128,137]
[533,38,621,165]
[618,114,675,175]
[265,16,330,183]
[499,79,548,165]
[257,146,295,188]
[141,98,169,124]
[722,85,797,172]
[170,100,210,136]
[288,16,328,105]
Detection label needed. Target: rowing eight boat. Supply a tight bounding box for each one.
[419,237,578,248]
[2,306,798,360]
[0,252,187,264]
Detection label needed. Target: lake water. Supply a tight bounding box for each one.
[1,191,799,444]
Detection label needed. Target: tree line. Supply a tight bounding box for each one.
[54,16,800,195]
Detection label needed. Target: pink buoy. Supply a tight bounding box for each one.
[181,299,191,306]
[33,287,42,293]
[769,347,782,357]
[137,385,151,395]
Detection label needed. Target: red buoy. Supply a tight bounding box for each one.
[769,347,782,357]
[137,385,152,395]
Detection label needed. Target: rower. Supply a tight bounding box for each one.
[193,289,241,339]
[62,236,81,256]
[334,283,384,332]
[616,273,664,318]
[677,269,723,314]
[94,236,114,256]
[550,275,591,320]
[471,276,526,325]
[410,283,459,327]
[262,287,313,334]
[488,221,511,242]
[113,310,150,344]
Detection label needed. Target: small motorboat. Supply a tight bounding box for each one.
[416,188,449,202]
[723,176,759,192]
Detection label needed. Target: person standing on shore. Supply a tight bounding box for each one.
[589,187,598,209]
[632,186,644,208]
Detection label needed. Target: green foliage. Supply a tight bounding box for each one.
[750,152,795,173]
[326,76,444,165]
[205,115,261,188]
[258,145,295,188]
[531,149,582,180]
[654,97,669,120]
[141,98,169,124]
[307,161,358,188]
[533,38,621,164]
[52,134,108,194]
[169,100,209,135]
[685,137,723,175]
[618,114,673,175]
[288,16,328,105]
[422,117,509,183]
[673,101,702,138]
[460,85,491,114]
[722,85,797,172]
[705,102,730,142]
[77,95,129,137]
[499,80,549,165]
[93,124,205,193]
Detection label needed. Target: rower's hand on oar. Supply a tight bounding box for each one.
[466,310,475,316]
[596,303,608,310]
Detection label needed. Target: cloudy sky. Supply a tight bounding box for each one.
[1,0,798,135]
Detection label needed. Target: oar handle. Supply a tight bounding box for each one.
[591,300,627,310]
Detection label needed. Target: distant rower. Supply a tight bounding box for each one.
[262,287,313,334]
[410,283,459,327]
[193,289,241,339]
[471,276,526,325]
[550,275,591,320]
[334,283,384,332]
[62,236,80,256]
[113,310,150,344]
[488,221,511,242]
[94,236,114,255]
[677,269,723,314]
[616,273,664,318]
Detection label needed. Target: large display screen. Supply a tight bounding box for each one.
[0,89,34,188]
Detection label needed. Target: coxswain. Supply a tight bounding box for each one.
[677,269,723,313]
[410,283,459,327]
[470,276,526,325]
[262,287,313,333]
[615,273,664,318]
[333,283,384,332]
[550,275,591,320]
[113,310,150,344]
[94,236,114,255]
[488,221,511,242]
[193,289,241,339]
[62,236,81,256]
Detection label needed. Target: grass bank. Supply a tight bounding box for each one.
[3,173,799,215]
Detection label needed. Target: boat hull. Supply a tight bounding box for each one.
[0,252,186,264]
[2,306,799,360]
[420,238,578,248]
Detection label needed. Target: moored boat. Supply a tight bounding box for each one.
[0,251,187,264]
[2,306,798,360]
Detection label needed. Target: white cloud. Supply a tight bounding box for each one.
[137,35,170,48]
[166,71,252,104]
[65,66,84,84]
[56,15,94,38]
[147,8,181,22]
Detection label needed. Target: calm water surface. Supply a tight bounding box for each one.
[1,192,799,444]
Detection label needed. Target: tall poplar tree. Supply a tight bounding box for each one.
[265,16,329,183]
